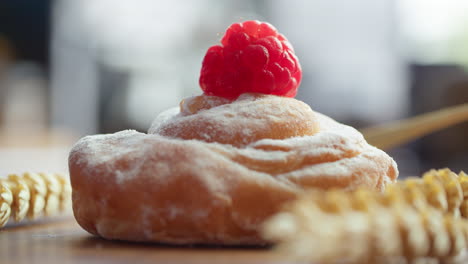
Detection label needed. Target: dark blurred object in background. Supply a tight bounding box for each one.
[0,0,73,147]
[0,1,51,67]
[411,64,468,173]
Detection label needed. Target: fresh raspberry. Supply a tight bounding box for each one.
[199,20,302,99]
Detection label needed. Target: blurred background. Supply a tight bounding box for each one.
[0,0,467,176]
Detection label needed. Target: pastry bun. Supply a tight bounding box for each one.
[69,94,398,245]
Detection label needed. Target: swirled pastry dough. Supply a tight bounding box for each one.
[70,93,398,244]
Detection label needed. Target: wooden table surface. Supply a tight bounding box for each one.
[1,217,289,264]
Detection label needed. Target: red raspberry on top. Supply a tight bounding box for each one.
[199,20,302,99]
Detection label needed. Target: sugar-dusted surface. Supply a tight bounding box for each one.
[149,93,320,147]
[70,94,398,245]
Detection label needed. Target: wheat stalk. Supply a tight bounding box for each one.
[0,173,71,228]
[264,201,468,263]
[361,103,468,150]
[291,169,468,218]
[263,169,468,263]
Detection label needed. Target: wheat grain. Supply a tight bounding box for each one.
[263,169,468,263]
[0,173,71,228]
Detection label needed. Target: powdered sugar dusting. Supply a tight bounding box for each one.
[148,107,180,134]
[71,102,397,191]
[148,93,320,147]
[69,95,398,245]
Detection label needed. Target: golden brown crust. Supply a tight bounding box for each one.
[69,94,398,245]
[70,133,300,244]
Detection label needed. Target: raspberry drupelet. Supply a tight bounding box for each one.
[199,20,302,99]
